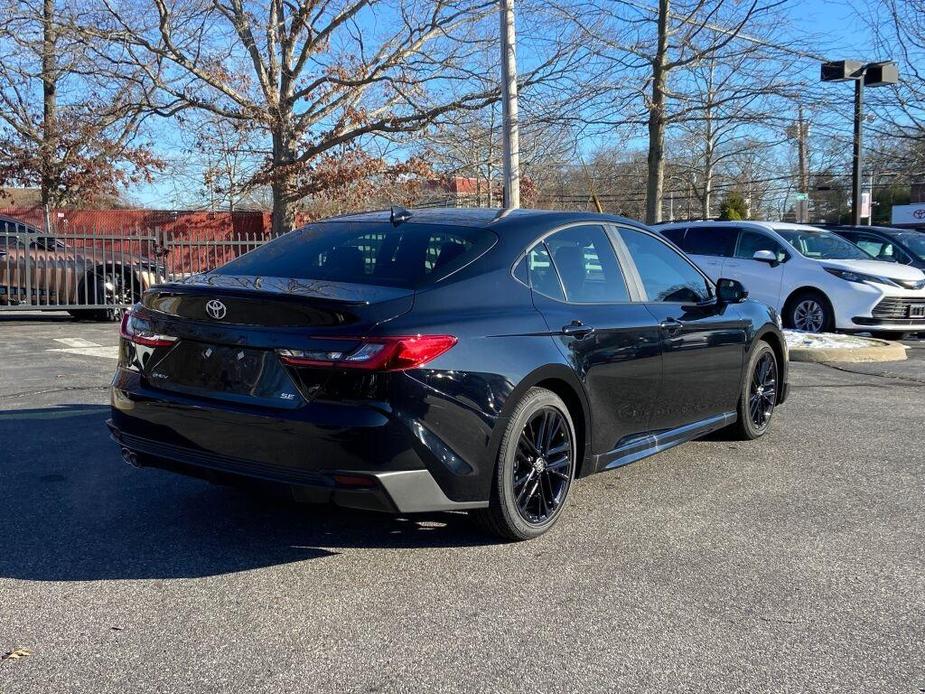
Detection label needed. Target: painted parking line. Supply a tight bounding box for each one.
[48,338,119,360]
[53,337,101,349]
[47,346,120,359]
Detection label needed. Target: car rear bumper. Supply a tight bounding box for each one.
[110,369,488,513]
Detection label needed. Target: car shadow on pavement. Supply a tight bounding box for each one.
[0,404,499,582]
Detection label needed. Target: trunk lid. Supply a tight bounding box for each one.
[132,274,414,407]
[143,273,414,328]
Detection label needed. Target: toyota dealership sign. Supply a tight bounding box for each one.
[891,203,925,226]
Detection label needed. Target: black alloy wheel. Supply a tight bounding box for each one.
[512,407,573,525]
[474,387,576,540]
[729,341,779,440]
[748,350,778,430]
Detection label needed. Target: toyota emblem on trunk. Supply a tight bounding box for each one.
[206,299,227,320]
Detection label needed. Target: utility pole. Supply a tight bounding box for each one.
[500,0,520,209]
[797,106,809,223]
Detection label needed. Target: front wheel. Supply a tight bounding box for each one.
[786,290,833,333]
[472,387,577,541]
[728,342,779,441]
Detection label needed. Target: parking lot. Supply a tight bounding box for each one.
[1,314,922,693]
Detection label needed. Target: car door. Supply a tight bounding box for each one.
[524,224,663,460]
[723,230,789,310]
[616,226,748,430]
[676,226,738,280]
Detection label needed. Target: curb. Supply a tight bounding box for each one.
[788,339,908,364]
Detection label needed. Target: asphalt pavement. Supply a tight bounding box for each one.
[1,314,922,693]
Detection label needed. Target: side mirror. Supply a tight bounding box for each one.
[716,278,748,304]
[753,249,780,266]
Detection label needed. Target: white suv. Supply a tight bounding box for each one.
[658,221,925,338]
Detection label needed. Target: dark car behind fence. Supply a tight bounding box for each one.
[0,219,272,317]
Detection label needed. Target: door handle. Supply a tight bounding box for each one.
[561,321,595,338]
[659,317,683,336]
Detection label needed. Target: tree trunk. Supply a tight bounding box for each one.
[270,125,297,236]
[41,0,57,232]
[645,0,669,225]
[702,143,714,219]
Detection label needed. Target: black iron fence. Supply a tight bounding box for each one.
[0,221,271,316]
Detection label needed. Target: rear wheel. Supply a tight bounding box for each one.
[472,387,576,541]
[728,342,779,441]
[786,290,833,333]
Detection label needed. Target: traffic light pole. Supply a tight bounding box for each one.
[851,75,864,225]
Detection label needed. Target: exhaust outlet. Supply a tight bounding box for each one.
[120,447,140,468]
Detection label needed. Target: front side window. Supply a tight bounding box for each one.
[775,228,872,260]
[895,233,925,261]
[543,225,629,303]
[681,227,739,257]
[618,228,711,303]
[736,231,787,262]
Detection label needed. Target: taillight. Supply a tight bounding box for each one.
[278,335,457,371]
[120,305,178,348]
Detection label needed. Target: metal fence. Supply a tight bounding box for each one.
[0,220,271,316]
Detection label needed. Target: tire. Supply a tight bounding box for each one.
[785,290,833,333]
[70,270,138,321]
[472,387,577,541]
[869,331,907,341]
[728,341,779,441]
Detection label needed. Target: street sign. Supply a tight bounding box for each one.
[795,192,808,201]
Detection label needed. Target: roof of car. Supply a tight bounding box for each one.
[827,224,912,237]
[320,207,649,232]
[658,220,824,233]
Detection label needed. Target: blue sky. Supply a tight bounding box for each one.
[131,0,883,209]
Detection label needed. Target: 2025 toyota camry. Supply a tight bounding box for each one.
[109,208,788,540]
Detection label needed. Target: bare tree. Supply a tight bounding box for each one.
[563,0,798,223]
[0,0,160,229]
[89,0,582,233]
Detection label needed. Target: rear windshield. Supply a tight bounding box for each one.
[213,221,497,288]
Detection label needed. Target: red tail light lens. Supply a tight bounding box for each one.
[120,306,178,348]
[278,335,457,371]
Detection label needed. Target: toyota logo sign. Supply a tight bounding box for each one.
[914,209,925,220]
[206,299,227,320]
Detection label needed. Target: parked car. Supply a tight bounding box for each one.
[658,221,925,339]
[109,208,788,540]
[824,225,925,271]
[0,215,166,319]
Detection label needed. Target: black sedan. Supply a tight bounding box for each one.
[109,208,788,540]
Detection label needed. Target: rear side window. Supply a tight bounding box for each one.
[681,227,738,257]
[619,228,711,303]
[214,222,496,289]
[660,227,687,246]
[527,243,565,301]
[543,225,629,303]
